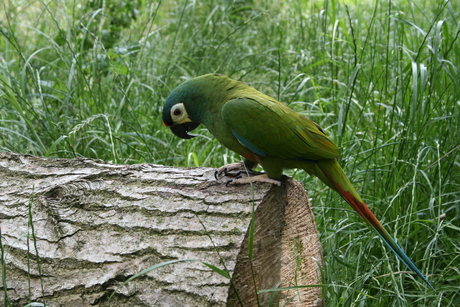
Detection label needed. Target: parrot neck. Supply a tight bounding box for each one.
[185,74,255,157]
[187,74,246,126]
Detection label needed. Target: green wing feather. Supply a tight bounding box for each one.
[222,96,339,161]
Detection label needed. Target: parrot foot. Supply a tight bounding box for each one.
[214,163,260,180]
[228,174,282,186]
[215,163,281,186]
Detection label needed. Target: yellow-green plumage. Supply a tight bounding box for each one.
[162,73,434,290]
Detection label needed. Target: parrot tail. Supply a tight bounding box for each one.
[311,159,435,290]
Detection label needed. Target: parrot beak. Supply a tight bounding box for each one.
[168,122,200,139]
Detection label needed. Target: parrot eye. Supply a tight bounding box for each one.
[170,103,190,123]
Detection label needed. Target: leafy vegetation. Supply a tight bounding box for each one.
[1,0,459,305]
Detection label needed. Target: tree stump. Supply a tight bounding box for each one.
[0,152,324,306]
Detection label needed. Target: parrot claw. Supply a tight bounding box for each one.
[214,162,260,180]
[214,163,280,186]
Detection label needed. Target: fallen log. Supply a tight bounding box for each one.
[0,152,324,306]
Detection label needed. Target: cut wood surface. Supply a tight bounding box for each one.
[0,152,324,306]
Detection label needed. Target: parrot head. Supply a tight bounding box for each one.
[162,80,202,139]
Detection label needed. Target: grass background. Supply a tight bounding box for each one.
[1,0,459,305]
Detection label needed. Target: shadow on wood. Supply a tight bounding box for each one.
[0,152,324,306]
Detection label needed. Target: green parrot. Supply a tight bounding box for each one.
[162,73,434,290]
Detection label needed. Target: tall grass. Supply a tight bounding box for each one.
[1,0,459,305]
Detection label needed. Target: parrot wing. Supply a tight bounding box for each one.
[221,96,339,162]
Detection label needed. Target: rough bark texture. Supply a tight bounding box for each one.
[0,152,324,306]
[228,180,324,307]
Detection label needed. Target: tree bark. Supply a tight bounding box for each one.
[0,152,324,306]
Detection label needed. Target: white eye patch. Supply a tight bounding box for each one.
[170,103,191,124]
